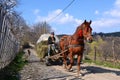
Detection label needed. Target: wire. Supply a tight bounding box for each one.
[47,0,75,22]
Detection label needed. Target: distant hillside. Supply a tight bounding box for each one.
[57,31,120,39]
[95,31,120,37]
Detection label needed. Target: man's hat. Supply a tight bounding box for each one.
[51,32,54,35]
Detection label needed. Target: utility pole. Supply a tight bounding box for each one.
[94,46,97,62]
[112,39,115,65]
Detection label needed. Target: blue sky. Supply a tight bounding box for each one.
[16,0,120,35]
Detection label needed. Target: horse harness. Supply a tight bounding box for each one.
[63,36,84,50]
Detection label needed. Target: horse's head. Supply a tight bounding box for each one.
[77,20,93,43]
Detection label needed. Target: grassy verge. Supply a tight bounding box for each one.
[0,51,28,80]
[83,59,120,69]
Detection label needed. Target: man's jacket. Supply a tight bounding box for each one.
[48,36,56,44]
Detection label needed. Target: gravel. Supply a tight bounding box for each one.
[19,49,120,80]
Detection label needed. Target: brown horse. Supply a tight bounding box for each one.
[59,20,93,76]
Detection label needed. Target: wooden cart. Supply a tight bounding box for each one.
[36,41,67,66]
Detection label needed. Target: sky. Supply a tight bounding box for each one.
[16,0,120,35]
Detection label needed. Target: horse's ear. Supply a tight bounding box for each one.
[89,20,92,24]
[84,20,86,23]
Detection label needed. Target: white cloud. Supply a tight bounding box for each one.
[34,9,82,26]
[33,0,120,33]
[34,9,62,22]
[95,10,99,15]
[93,0,120,32]
[58,13,74,24]
[114,0,120,8]
[104,0,120,17]
[104,9,120,17]
[33,9,40,15]
[92,18,120,27]
[55,13,82,25]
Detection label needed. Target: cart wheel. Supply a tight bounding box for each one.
[45,56,51,66]
[59,58,63,65]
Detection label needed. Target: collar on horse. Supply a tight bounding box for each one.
[68,44,84,48]
[63,28,85,49]
[67,35,84,48]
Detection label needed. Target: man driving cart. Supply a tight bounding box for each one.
[47,32,58,56]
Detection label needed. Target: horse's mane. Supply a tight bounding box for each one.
[75,21,92,32]
[73,20,92,37]
[74,23,84,34]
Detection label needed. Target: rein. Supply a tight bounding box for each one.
[66,28,85,48]
[68,44,84,48]
[63,27,85,49]
[66,35,84,48]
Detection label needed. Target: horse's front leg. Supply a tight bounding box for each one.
[77,53,83,77]
[67,53,74,71]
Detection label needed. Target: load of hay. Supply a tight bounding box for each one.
[36,33,60,59]
[36,41,48,59]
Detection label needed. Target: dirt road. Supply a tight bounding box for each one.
[20,49,120,80]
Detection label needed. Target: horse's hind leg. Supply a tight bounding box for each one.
[62,52,67,69]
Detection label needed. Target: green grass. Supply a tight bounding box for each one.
[83,57,93,63]
[83,59,120,69]
[0,51,28,80]
[95,61,120,69]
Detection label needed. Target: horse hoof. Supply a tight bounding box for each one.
[75,73,82,78]
[79,73,82,77]
[66,68,73,72]
[62,64,67,69]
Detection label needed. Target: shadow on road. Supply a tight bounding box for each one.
[82,66,120,76]
[41,75,84,80]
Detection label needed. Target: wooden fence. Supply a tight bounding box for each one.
[0,15,20,69]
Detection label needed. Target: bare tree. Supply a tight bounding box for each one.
[99,41,112,61]
[0,0,53,45]
[18,21,52,45]
[0,0,33,45]
[32,21,52,42]
[98,37,120,62]
[0,0,19,33]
